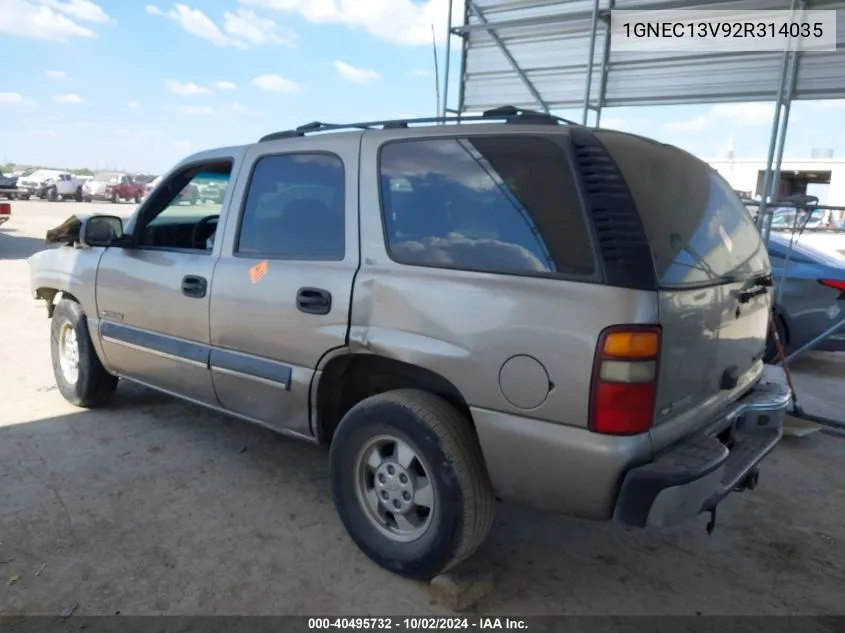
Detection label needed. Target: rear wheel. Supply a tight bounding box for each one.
[134,192,141,203]
[75,187,83,202]
[47,186,58,202]
[329,389,495,580]
[50,298,118,407]
[111,191,120,204]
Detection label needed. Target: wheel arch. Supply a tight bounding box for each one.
[314,353,474,446]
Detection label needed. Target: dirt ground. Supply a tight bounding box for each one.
[1,201,844,617]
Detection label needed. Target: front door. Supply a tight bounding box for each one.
[208,136,360,438]
[95,159,238,405]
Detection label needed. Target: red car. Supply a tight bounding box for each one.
[83,172,145,203]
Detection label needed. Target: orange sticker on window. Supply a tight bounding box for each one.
[249,260,268,284]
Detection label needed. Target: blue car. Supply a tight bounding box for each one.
[766,232,845,361]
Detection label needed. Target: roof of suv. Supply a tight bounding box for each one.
[179,106,580,166]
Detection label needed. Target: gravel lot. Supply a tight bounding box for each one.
[1,200,844,616]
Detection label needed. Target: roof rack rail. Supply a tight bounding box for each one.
[258,105,576,142]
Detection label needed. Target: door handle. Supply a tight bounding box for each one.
[182,275,207,298]
[297,287,332,315]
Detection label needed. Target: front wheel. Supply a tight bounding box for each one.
[51,298,118,407]
[47,186,58,201]
[134,192,141,203]
[329,389,495,580]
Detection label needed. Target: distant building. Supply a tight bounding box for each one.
[708,157,845,206]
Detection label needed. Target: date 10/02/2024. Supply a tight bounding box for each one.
[307,617,529,630]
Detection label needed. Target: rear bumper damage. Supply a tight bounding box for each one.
[613,365,792,529]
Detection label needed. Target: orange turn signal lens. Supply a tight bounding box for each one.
[603,331,659,358]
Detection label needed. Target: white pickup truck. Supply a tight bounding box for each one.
[43,173,88,202]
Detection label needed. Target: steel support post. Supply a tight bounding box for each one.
[581,0,601,125]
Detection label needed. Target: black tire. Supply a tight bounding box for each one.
[764,314,788,364]
[111,191,120,204]
[47,186,58,201]
[134,192,141,203]
[329,389,495,580]
[75,187,83,202]
[21,194,30,200]
[50,298,118,407]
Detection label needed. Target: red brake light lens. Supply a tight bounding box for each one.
[589,325,661,436]
[819,279,845,292]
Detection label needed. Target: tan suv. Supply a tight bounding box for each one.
[29,107,791,580]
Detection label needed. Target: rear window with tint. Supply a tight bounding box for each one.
[594,131,769,288]
[379,136,595,278]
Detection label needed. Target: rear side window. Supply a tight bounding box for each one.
[594,131,769,288]
[378,136,595,277]
[236,153,345,261]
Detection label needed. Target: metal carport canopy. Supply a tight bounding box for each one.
[448,0,845,116]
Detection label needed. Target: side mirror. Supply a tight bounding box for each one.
[79,215,125,247]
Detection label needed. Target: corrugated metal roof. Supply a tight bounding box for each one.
[456,0,845,112]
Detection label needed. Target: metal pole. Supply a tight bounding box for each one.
[594,0,615,128]
[442,0,455,120]
[757,0,798,238]
[761,0,802,245]
[456,0,471,117]
[581,0,601,125]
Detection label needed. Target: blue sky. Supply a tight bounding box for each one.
[2,0,844,174]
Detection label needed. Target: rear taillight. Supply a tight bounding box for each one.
[589,325,661,435]
[0,202,10,215]
[819,279,845,292]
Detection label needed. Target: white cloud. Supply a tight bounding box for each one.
[0,92,36,106]
[53,93,85,103]
[663,115,713,132]
[146,3,295,48]
[812,99,845,109]
[179,105,215,115]
[710,102,776,124]
[127,101,141,109]
[46,70,67,79]
[410,68,431,77]
[166,79,213,96]
[231,101,248,114]
[223,8,296,47]
[334,60,381,83]
[252,73,301,93]
[238,0,460,46]
[213,81,238,91]
[40,0,110,23]
[33,129,59,139]
[664,102,787,134]
[0,0,99,41]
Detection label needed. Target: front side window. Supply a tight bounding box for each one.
[236,153,345,261]
[137,161,232,251]
[378,136,595,277]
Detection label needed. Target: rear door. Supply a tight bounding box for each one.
[594,131,772,448]
[208,135,360,439]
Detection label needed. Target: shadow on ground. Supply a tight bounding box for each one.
[0,228,51,261]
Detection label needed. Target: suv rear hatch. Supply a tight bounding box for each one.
[591,130,773,449]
